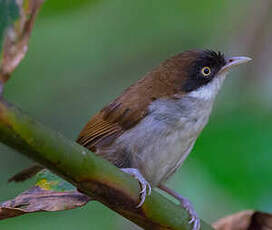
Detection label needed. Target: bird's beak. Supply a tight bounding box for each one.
[219,56,252,74]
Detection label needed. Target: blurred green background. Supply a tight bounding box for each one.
[1,0,272,229]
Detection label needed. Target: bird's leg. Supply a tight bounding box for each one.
[158,184,200,230]
[121,168,151,208]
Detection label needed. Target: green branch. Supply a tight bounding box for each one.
[0,98,213,230]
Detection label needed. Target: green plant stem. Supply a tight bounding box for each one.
[0,98,213,230]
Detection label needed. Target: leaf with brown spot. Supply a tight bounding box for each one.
[213,210,272,230]
[0,0,44,83]
[0,186,90,220]
[0,170,91,221]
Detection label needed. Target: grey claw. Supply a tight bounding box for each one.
[193,219,200,230]
[147,183,152,196]
[158,185,200,230]
[185,204,200,230]
[177,196,200,230]
[136,194,145,208]
[188,215,200,230]
[121,168,151,208]
[140,185,146,194]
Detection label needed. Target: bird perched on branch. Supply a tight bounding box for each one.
[9,49,251,230]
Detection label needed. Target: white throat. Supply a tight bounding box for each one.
[187,73,227,101]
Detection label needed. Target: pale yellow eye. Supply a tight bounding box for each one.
[201,66,211,76]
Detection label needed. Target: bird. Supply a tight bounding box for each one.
[9,49,251,230]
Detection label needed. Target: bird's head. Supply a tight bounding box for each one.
[162,49,252,100]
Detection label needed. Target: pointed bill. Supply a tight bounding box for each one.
[219,56,252,74]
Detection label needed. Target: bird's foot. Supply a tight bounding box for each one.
[180,197,200,230]
[158,184,200,230]
[121,168,151,208]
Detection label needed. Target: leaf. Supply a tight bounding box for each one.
[35,169,76,192]
[0,0,44,83]
[0,170,91,221]
[0,186,90,220]
[213,210,272,230]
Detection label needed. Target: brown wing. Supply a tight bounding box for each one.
[76,99,149,152]
[76,93,151,167]
[76,110,123,152]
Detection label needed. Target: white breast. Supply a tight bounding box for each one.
[113,73,227,186]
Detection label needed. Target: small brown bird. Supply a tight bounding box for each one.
[10,49,251,230]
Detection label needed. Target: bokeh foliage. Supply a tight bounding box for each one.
[0,0,271,229]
